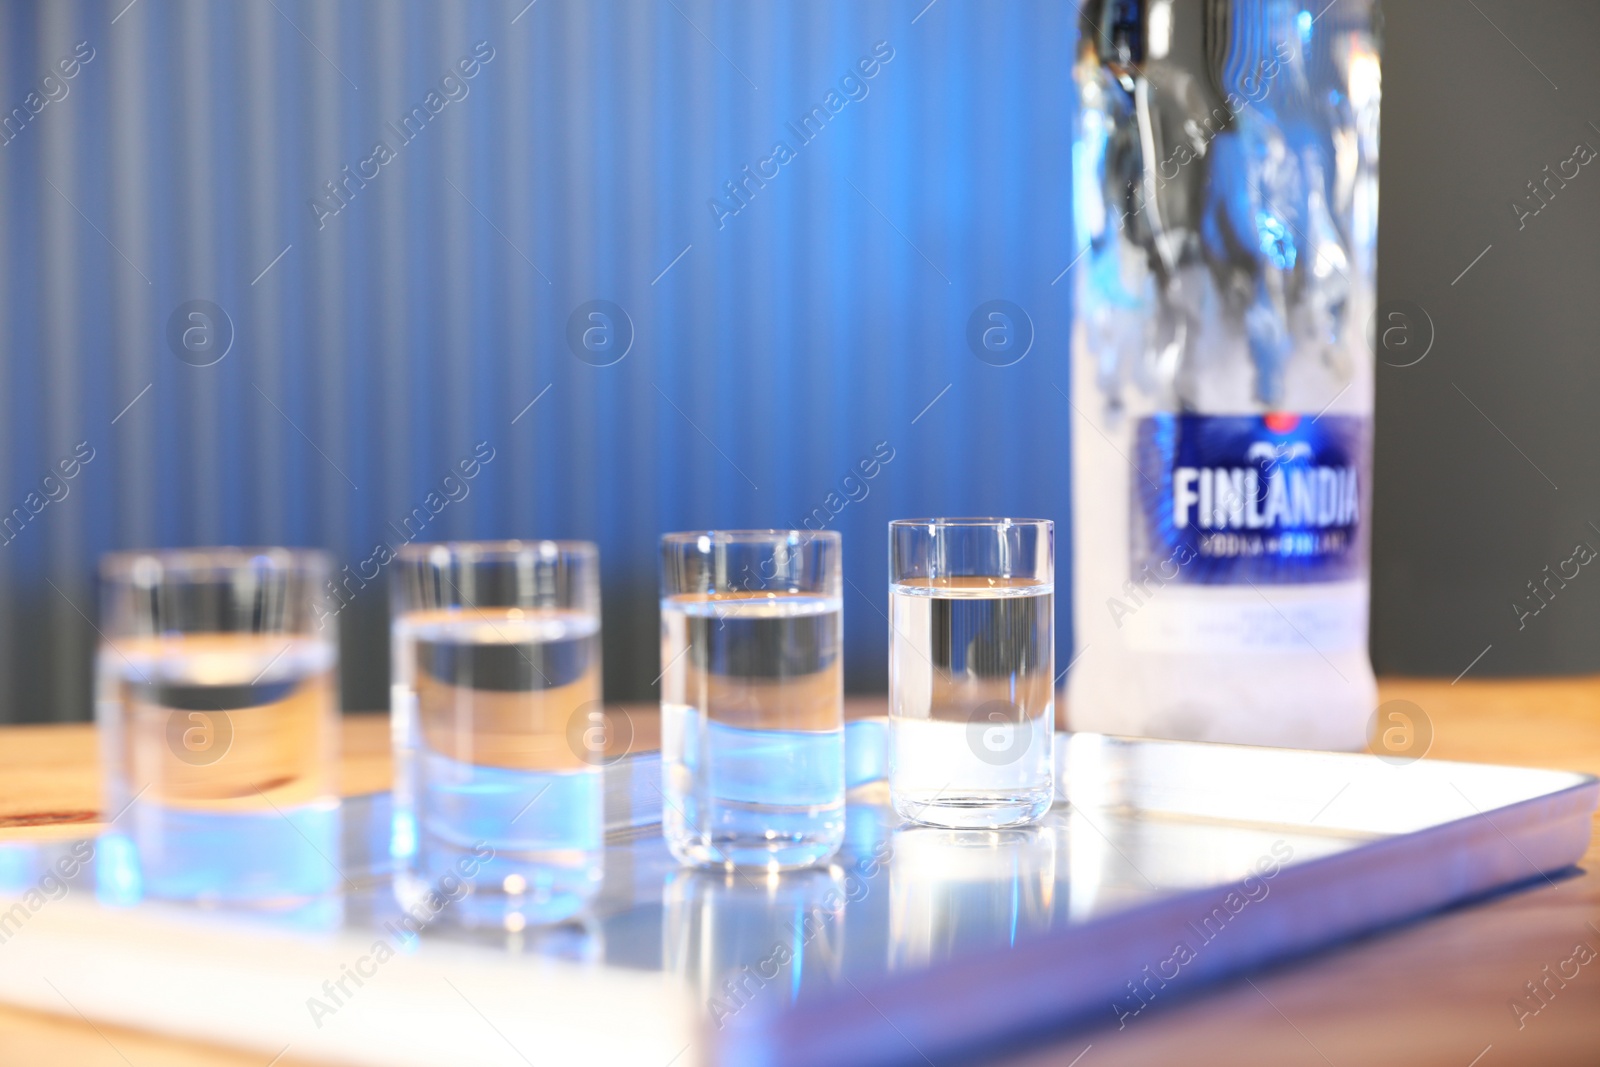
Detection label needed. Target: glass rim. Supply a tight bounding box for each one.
[660,529,841,546]
[889,517,1053,530]
[99,546,332,579]
[394,538,599,563]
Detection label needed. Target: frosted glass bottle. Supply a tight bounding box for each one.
[1066,0,1381,748]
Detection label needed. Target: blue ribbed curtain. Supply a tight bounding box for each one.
[0,0,1077,722]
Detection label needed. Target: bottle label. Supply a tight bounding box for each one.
[1131,413,1369,584]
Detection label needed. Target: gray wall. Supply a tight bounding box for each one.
[1372,0,1600,677]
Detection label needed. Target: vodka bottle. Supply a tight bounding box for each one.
[1066,0,1381,749]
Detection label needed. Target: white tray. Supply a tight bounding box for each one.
[0,731,1593,1067]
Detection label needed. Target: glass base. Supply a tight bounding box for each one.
[665,800,845,871]
[393,759,604,928]
[393,854,600,930]
[892,788,1054,829]
[97,800,341,906]
[667,832,844,871]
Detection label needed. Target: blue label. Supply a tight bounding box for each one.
[1132,413,1368,584]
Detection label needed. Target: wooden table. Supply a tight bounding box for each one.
[2,680,1598,1066]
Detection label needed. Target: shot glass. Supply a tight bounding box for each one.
[660,530,845,870]
[95,548,340,905]
[391,541,605,926]
[888,518,1055,828]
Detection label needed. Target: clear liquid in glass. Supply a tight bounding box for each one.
[661,593,845,869]
[889,577,1054,828]
[96,632,339,905]
[392,608,603,924]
